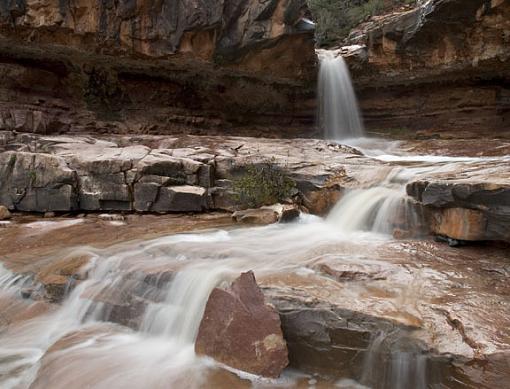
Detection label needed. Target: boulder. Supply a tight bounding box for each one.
[152,185,207,213]
[0,151,78,212]
[195,271,288,378]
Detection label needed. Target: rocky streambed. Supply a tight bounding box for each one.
[1,131,509,242]
[0,132,509,388]
[0,208,509,388]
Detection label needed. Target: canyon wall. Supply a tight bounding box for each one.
[0,0,316,136]
[345,0,510,134]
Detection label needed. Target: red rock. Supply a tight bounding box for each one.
[195,271,288,378]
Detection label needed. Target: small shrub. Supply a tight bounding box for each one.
[233,159,295,208]
[307,0,419,45]
[28,170,37,184]
[8,154,16,168]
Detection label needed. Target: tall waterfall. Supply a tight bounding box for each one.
[317,49,364,140]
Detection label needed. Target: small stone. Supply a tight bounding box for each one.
[232,208,279,225]
[98,213,125,221]
[279,204,300,223]
[44,211,56,218]
[0,205,11,220]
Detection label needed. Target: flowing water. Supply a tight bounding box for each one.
[317,50,365,140]
[0,49,508,387]
[1,143,507,388]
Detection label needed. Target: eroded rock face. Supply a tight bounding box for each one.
[195,271,288,378]
[0,0,315,135]
[407,180,510,242]
[343,0,510,133]
[0,132,374,214]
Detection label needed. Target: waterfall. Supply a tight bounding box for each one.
[317,49,365,140]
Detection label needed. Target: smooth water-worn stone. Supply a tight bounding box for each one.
[232,208,279,225]
[195,271,288,378]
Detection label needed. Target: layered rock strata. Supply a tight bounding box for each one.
[343,0,510,133]
[1,132,509,243]
[0,0,316,135]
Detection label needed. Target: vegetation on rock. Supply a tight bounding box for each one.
[233,159,295,209]
[307,0,418,45]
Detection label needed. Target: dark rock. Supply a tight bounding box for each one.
[0,0,315,135]
[407,180,510,242]
[195,271,288,378]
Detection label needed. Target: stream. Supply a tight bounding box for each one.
[0,138,508,388]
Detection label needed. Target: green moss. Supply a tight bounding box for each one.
[233,159,295,208]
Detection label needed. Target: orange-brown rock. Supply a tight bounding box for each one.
[432,208,488,241]
[407,179,510,242]
[35,254,92,302]
[195,271,288,378]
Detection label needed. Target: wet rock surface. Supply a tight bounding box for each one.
[258,239,510,387]
[2,132,509,243]
[195,271,288,378]
[0,213,509,387]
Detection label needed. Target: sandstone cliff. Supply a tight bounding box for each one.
[0,0,316,135]
[343,0,510,133]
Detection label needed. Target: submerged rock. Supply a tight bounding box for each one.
[35,254,92,302]
[195,271,288,378]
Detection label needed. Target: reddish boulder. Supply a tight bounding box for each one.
[195,271,288,378]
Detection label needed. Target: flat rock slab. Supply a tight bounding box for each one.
[195,271,288,378]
